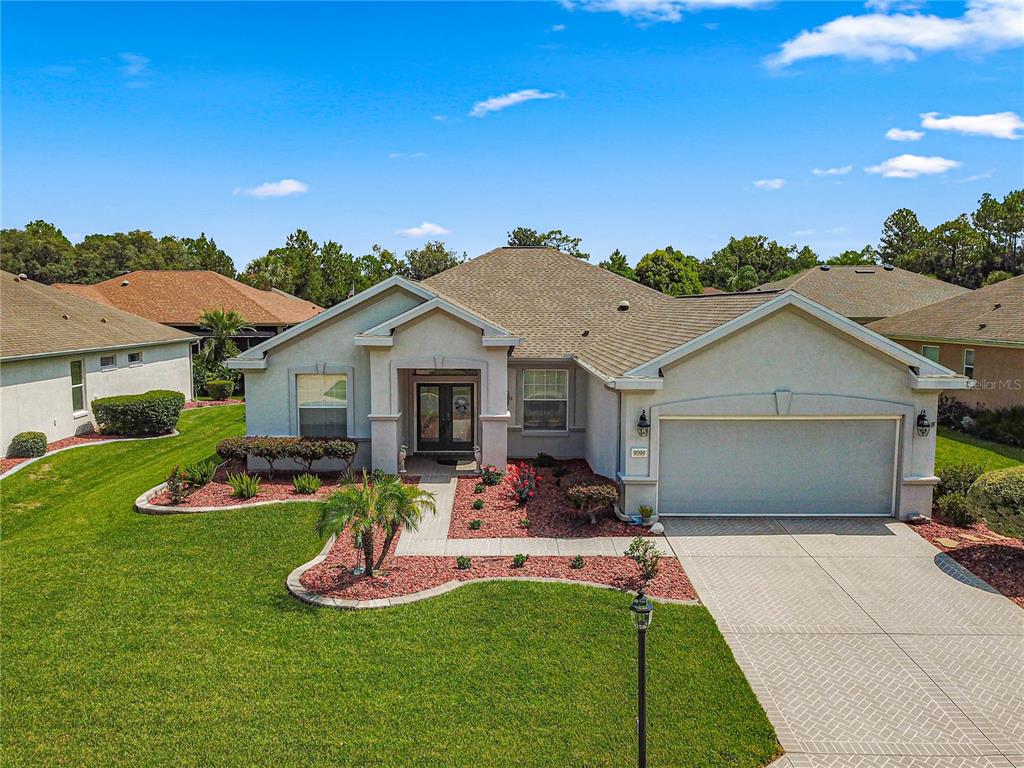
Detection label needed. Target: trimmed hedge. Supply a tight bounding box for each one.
[216,436,357,476]
[935,461,985,499]
[967,466,1024,538]
[935,493,977,527]
[205,380,235,401]
[92,390,185,435]
[8,431,47,458]
[566,482,619,525]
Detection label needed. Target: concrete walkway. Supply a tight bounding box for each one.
[665,517,1024,768]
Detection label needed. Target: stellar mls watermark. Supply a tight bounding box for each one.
[972,378,1023,391]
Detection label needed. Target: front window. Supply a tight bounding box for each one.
[523,369,568,430]
[100,355,116,369]
[70,360,85,413]
[127,351,142,365]
[963,349,975,378]
[297,373,348,438]
[921,345,940,363]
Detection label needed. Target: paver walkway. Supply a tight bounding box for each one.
[666,517,1024,768]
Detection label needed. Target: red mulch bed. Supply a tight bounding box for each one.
[150,462,420,508]
[912,516,1024,608]
[184,400,244,409]
[449,460,653,538]
[301,526,695,602]
[1,432,116,474]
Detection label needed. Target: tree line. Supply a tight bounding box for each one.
[2,189,1019,306]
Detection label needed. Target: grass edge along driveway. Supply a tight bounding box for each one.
[1,406,779,768]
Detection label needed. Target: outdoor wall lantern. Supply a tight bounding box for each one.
[916,410,932,437]
[636,410,650,437]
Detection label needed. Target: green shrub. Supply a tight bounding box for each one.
[323,439,357,471]
[472,498,485,510]
[625,537,662,585]
[8,431,46,458]
[636,504,654,521]
[214,436,357,475]
[481,464,503,486]
[468,519,482,530]
[193,355,240,400]
[936,461,985,499]
[534,452,556,468]
[340,467,359,486]
[566,482,619,524]
[292,473,322,494]
[938,396,1024,448]
[512,553,528,568]
[967,466,1024,538]
[205,380,234,401]
[474,482,486,494]
[227,472,261,500]
[456,556,472,571]
[570,555,585,570]
[216,436,248,462]
[553,466,569,486]
[92,390,185,435]
[182,459,217,487]
[369,468,393,485]
[519,517,531,529]
[165,466,191,505]
[935,493,977,527]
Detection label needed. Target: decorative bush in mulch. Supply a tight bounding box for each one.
[300,526,695,602]
[183,399,243,410]
[149,462,420,508]
[1,433,113,474]
[912,516,1024,608]
[449,459,654,538]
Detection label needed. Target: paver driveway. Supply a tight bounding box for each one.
[665,517,1024,768]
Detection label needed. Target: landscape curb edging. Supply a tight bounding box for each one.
[134,482,327,514]
[1,430,180,481]
[285,537,699,611]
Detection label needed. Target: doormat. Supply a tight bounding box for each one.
[436,459,459,466]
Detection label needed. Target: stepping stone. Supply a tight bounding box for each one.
[960,533,984,542]
[982,532,1009,541]
[935,537,959,548]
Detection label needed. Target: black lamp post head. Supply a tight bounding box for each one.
[630,590,654,630]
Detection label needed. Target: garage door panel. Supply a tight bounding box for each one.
[658,419,897,517]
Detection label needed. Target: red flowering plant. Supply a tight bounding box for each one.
[506,461,541,507]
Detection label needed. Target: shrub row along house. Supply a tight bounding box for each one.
[228,246,970,520]
[0,271,194,448]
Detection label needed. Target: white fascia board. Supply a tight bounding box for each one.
[909,372,973,390]
[359,296,515,340]
[226,357,267,370]
[234,276,435,360]
[482,336,522,347]
[877,333,1024,350]
[353,335,394,347]
[625,291,958,378]
[610,377,664,390]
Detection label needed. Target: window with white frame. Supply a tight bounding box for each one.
[127,351,143,365]
[70,360,86,413]
[100,354,116,369]
[921,345,940,363]
[963,348,975,378]
[297,373,348,438]
[523,369,568,430]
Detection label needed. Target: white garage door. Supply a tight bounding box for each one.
[657,418,899,517]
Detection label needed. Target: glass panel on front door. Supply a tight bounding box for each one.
[417,383,474,451]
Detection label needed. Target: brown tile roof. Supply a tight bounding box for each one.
[423,247,777,376]
[1,271,195,359]
[54,270,323,326]
[754,265,968,320]
[868,274,1024,345]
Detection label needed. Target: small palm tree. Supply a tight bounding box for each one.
[314,472,436,577]
[198,308,253,363]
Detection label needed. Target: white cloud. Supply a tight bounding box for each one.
[551,23,568,31]
[769,0,1024,67]
[886,127,924,141]
[469,89,564,117]
[865,154,961,178]
[563,0,768,24]
[753,178,786,190]
[956,170,995,183]
[811,165,853,176]
[388,152,425,158]
[397,221,450,238]
[119,52,151,77]
[920,111,1024,139]
[432,115,448,122]
[234,179,309,198]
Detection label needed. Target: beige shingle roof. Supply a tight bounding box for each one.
[754,265,968,321]
[54,270,323,326]
[423,247,776,376]
[1,271,195,360]
[868,274,1024,345]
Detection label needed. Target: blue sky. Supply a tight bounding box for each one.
[2,1,1022,270]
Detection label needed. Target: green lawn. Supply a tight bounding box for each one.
[936,427,1024,471]
[1,407,777,767]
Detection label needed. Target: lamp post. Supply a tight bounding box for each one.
[630,590,653,768]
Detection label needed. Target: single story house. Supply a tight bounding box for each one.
[0,271,195,450]
[55,270,323,352]
[869,274,1023,410]
[754,264,969,324]
[228,247,969,520]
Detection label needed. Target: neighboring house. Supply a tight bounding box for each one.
[228,247,969,520]
[754,264,969,324]
[55,270,323,352]
[0,271,195,451]
[869,275,1024,410]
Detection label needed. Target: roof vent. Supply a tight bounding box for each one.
[581,329,590,337]
[617,300,630,312]
[62,313,70,320]
[994,303,1002,310]
[979,323,987,330]
[819,264,831,271]
[855,268,875,274]
[100,317,108,323]
[883,264,894,271]
[121,280,130,286]
[17,273,27,281]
